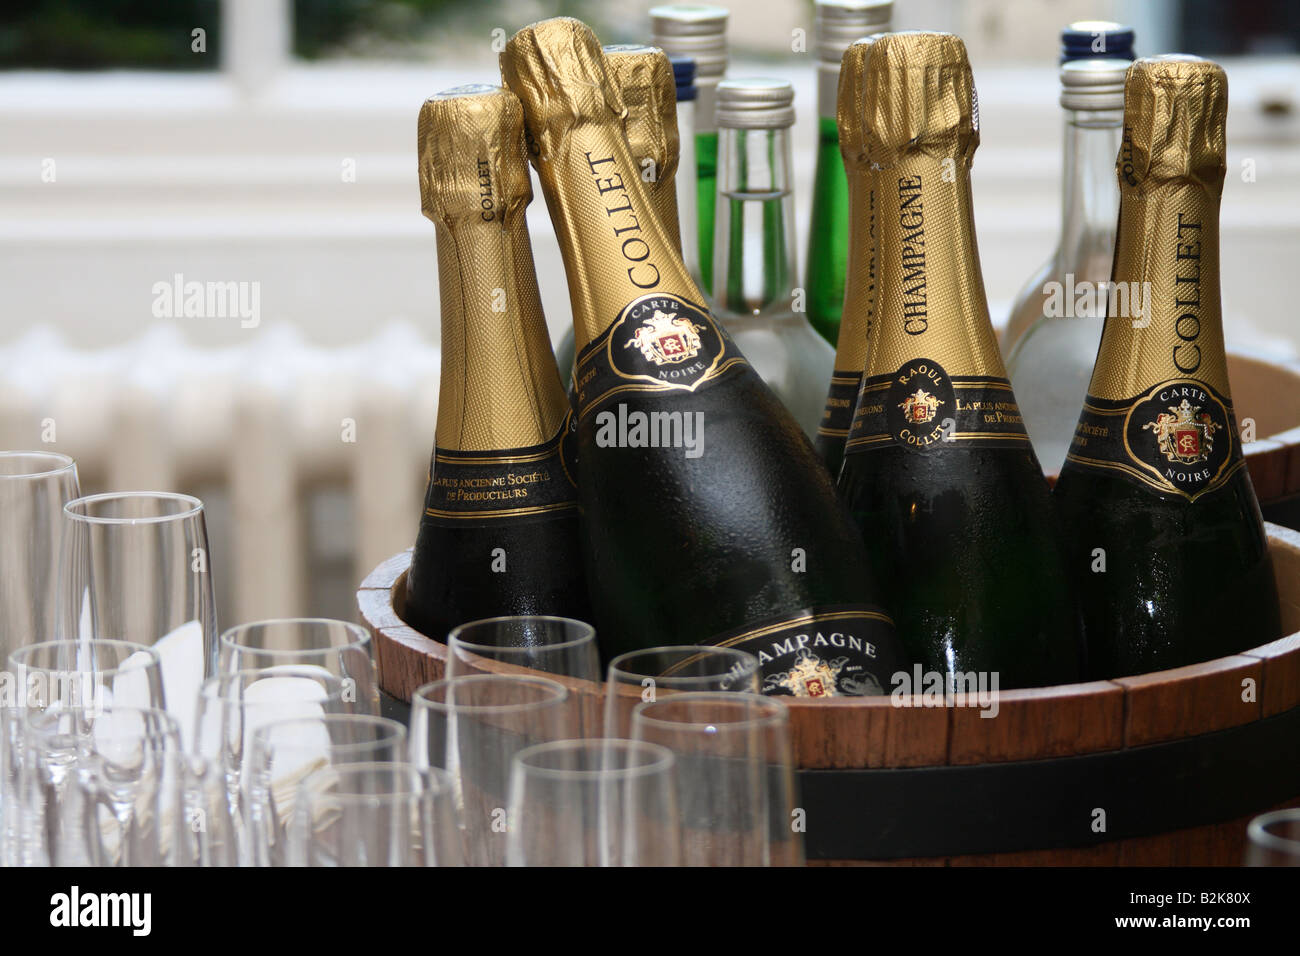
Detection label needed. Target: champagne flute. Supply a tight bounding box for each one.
[506,738,681,866]
[191,667,354,866]
[218,618,378,715]
[247,713,407,866]
[0,451,80,662]
[446,616,600,682]
[410,675,579,866]
[1,707,24,865]
[35,706,190,867]
[631,692,804,866]
[1245,809,1300,866]
[603,646,761,737]
[58,492,217,749]
[286,762,462,867]
[8,640,166,866]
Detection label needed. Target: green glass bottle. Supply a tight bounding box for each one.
[837,33,1081,690]
[805,0,892,346]
[1053,56,1281,679]
[502,18,906,697]
[652,4,728,296]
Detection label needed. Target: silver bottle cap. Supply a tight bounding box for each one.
[650,4,729,79]
[1060,58,1130,112]
[716,78,796,130]
[815,0,893,64]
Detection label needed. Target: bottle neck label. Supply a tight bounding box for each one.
[1064,380,1243,501]
[1062,185,1240,501]
[844,163,1029,454]
[845,358,1030,452]
[708,604,899,697]
[424,415,578,526]
[818,371,862,441]
[573,292,748,421]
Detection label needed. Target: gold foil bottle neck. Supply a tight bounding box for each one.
[605,44,681,250]
[605,44,680,190]
[418,84,569,453]
[500,18,627,164]
[1120,55,1227,195]
[418,84,532,226]
[832,35,881,377]
[863,31,978,168]
[836,37,876,173]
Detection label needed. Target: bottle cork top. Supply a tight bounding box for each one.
[417,84,532,226]
[1120,55,1227,194]
[499,18,625,165]
[862,32,979,168]
[604,44,679,185]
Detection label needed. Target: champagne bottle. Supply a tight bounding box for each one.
[501,18,905,697]
[837,33,1080,689]
[1001,20,1135,358]
[815,36,877,478]
[404,85,590,640]
[805,0,892,346]
[1054,56,1281,678]
[1004,58,1129,475]
[652,4,729,295]
[710,78,834,440]
[556,44,684,394]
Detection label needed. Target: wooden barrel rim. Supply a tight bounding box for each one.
[360,523,1300,861]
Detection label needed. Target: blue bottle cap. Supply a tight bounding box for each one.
[671,55,697,102]
[1061,20,1135,63]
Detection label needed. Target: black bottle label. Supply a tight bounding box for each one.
[424,419,578,526]
[817,371,863,441]
[1064,379,1244,501]
[845,358,1031,453]
[710,605,898,697]
[573,292,748,420]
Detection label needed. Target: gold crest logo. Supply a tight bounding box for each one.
[898,388,942,425]
[1143,398,1219,465]
[623,309,704,366]
[767,649,847,698]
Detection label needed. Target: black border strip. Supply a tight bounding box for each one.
[800,703,1300,860]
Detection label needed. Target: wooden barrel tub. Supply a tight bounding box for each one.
[358,522,1300,866]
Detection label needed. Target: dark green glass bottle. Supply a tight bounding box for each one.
[837,33,1081,689]
[805,1,893,346]
[1053,56,1280,679]
[503,18,907,698]
[404,85,589,641]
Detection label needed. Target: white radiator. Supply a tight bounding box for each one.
[0,321,440,627]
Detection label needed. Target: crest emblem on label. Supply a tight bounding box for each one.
[883,358,957,452]
[1110,380,1238,500]
[624,309,703,366]
[1143,398,1219,465]
[605,293,729,393]
[899,388,942,425]
[766,649,846,697]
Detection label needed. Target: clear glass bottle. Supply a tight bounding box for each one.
[672,56,700,284]
[1004,58,1130,475]
[652,5,729,295]
[711,79,834,440]
[805,0,892,346]
[1001,20,1134,356]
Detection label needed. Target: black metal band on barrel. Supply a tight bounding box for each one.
[799,703,1300,860]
